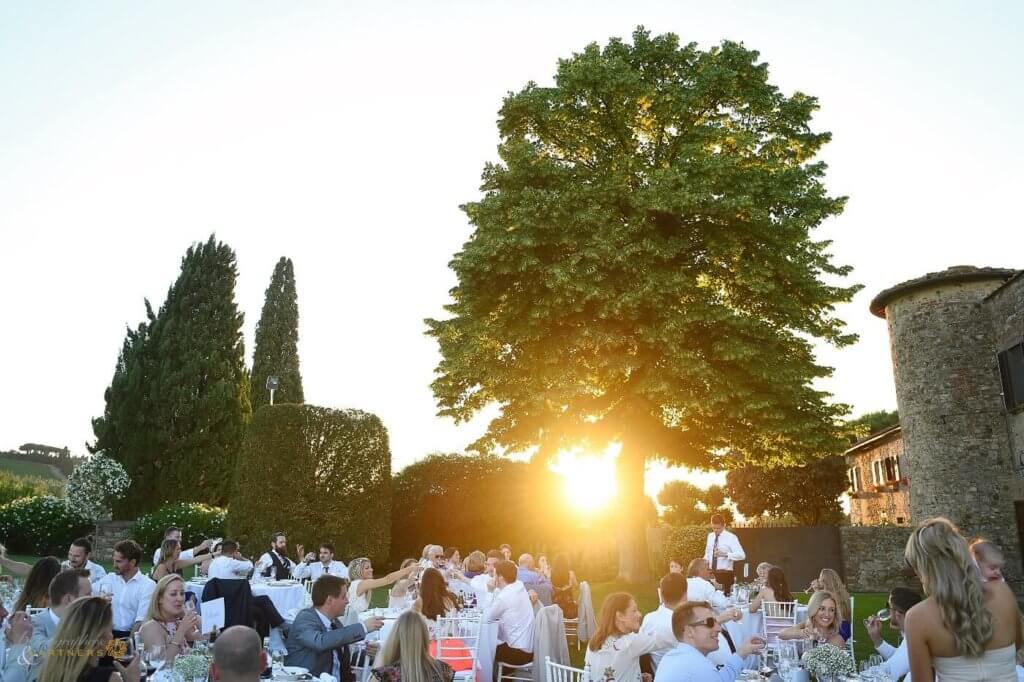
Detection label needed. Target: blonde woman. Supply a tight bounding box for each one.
[347,558,419,622]
[37,596,140,682]
[139,575,203,665]
[905,517,1020,682]
[371,611,454,682]
[778,590,845,648]
[816,568,852,640]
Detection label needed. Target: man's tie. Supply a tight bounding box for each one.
[712,534,720,571]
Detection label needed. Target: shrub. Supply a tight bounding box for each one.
[228,404,392,564]
[0,496,93,554]
[65,454,131,522]
[132,502,228,554]
[657,525,708,571]
[0,470,64,507]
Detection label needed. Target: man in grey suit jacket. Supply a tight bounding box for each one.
[30,569,94,677]
[285,575,383,682]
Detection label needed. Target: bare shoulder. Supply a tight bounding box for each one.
[904,597,939,629]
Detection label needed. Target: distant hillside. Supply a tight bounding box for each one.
[0,443,84,477]
[0,459,64,480]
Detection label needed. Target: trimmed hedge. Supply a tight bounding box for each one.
[228,404,391,564]
[657,525,708,571]
[0,496,93,555]
[132,502,227,555]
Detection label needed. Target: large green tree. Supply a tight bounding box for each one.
[657,481,732,526]
[724,410,899,525]
[92,236,251,514]
[426,29,859,581]
[251,257,304,409]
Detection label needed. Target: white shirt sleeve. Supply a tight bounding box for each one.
[136,580,156,625]
[486,590,509,623]
[255,553,272,574]
[230,558,254,577]
[877,641,897,659]
[727,532,745,562]
[882,641,909,679]
[180,548,195,561]
[293,562,311,580]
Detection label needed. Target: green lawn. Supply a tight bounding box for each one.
[573,580,889,667]
[0,459,64,480]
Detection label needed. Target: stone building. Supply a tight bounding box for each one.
[845,425,911,526]
[871,265,1024,587]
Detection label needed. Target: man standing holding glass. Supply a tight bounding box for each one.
[704,514,744,597]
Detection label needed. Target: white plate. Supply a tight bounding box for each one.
[282,667,308,675]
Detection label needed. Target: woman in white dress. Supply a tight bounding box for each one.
[584,592,676,682]
[904,517,1021,682]
[346,558,419,623]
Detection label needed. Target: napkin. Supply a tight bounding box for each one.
[318,674,336,682]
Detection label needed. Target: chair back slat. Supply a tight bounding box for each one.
[544,657,589,682]
[762,601,798,646]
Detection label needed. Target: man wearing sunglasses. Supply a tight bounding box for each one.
[654,601,765,682]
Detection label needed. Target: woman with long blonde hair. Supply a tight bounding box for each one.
[371,611,454,682]
[905,517,1020,682]
[139,575,203,665]
[37,597,138,682]
[778,590,845,648]
[815,568,852,640]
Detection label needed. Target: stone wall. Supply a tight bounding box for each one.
[986,273,1024,486]
[840,525,918,592]
[93,520,134,561]
[880,272,1022,588]
[847,432,911,526]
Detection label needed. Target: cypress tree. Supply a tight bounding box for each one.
[92,236,251,514]
[250,257,304,409]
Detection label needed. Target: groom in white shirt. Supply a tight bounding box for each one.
[704,514,745,596]
[865,587,921,682]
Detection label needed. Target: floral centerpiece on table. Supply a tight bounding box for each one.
[173,651,213,682]
[64,453,130,523]
[801,644,855,679]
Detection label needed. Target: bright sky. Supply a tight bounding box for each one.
[2,2,1022,499]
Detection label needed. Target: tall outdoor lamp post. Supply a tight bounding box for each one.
[266,375,279,406]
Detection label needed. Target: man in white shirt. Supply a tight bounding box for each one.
[152,526,212,565]
[208,541,255,579]
[62,537,107,584]
[96,539,156,637]
[31,569,93,661]
[704,514,745,596]
[655,602,765,682]
[866,587,921,682]
[641,573,688,669]
[293,543,346,582]
[486,559,535,669]
[255,532,300,580]
[471,551,502,609]
[687,559,731,611]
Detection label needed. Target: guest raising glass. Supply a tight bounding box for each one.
[777,590,845,648]
[139,575,203,665]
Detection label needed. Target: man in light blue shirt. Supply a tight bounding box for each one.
[655,601,765,682]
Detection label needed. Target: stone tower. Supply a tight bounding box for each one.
[871,265,1022,584]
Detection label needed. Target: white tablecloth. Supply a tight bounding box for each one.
[185,580,308,620]
[723,605,809,643]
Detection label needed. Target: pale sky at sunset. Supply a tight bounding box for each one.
[2,1,1021,499]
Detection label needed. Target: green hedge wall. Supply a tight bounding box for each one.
[656,525,708,571]
[227,404,391,564]
[133,502,227,555]
[0,496,94,555]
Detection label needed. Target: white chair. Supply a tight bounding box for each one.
[847,596,856,666]
[761,601,798,646]
[563,616,579,650]
[348,643,373,682]
[544,657,589,682]
[497,661,534,682]
[435,614,483,682]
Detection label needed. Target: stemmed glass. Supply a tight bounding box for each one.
[144,644,165,674]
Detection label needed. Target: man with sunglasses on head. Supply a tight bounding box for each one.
[864,587,922,682]
[654,601,765,682]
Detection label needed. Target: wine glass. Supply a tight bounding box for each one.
[144,644,165,673]
[875,608,890,622]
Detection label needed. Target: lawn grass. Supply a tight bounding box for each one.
[0,459,63,480]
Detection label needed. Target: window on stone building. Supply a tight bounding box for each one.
[849,466,862,493]
[998,342,1024,412]
[872,460,883,486]
[884,457,897,482]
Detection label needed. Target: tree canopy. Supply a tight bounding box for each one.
[426,29,859,579]
[657,480,732,526]
[251,257,304,409]
[91,236,251,514]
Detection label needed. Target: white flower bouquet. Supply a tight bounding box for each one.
[801,643,855,680]
[173,651,212,682]
[64,453,130,522]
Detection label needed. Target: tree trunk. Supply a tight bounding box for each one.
[615,443,651,583]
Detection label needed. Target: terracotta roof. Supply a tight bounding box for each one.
[870,266,1019,318]
[843,423,902,456]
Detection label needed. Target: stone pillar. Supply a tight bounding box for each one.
[871,266,1021,587]
[92,520,135,562]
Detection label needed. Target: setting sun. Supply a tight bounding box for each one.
[549,445,619,512]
